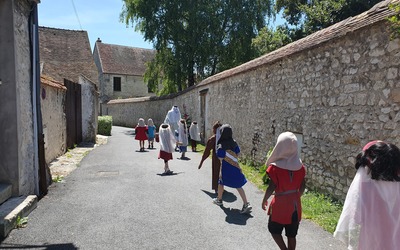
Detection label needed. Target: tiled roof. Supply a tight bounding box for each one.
[39,26,99,85]
[95,42,156,76]
[40,75,67,90]
[198,0,398,87]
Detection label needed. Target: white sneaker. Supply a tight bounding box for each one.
[212,198,223,206]
[240,202,252,214]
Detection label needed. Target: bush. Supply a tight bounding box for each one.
[98,116,112,136]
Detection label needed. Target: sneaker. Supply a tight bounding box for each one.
[240,202,252,214]
[212,198,223,206]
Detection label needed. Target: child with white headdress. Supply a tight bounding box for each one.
[135,118,148,152]
[158,124,176,175]
[189,121,201,152]
[262,132,306,250]
[177,119,189,159]
[147,118,156,149]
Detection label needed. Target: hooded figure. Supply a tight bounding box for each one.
[262,132,306,250]
[334,141,400,250]
[158,124,176,155]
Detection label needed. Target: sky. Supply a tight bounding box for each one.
[38,0,285,51]
[38,0,153,50]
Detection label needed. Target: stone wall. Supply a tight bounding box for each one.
[0,0,36,195]
[41,81,67,165]
[104,11,400,200]
[80,75,98,143]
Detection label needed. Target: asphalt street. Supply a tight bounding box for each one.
[0,126,347,250]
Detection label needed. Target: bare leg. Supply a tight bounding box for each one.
[287,237,296,250]
[272,234,288,250]
[236,187,248,204]
[217,184,224,200]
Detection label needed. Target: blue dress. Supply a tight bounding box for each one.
[217,145,247,188]
[147,125,156,140]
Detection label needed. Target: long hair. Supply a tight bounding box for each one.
[355,141,400,181]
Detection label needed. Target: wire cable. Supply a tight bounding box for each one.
[71,0,83,30]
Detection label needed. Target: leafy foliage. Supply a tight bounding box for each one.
[98,116,112,136]
[274,0,382,40]
[121,0,273,94]
[388,3,400,39]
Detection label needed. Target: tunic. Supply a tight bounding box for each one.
[267,165,306,224]
[216,145,247,188]
[200,135,220,191]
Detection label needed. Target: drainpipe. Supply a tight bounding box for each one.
[29,0,47,197]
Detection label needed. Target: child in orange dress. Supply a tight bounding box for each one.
[135,118,148,152]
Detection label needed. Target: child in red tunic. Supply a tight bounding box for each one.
[262,132,306,250]
[135,118,148,152]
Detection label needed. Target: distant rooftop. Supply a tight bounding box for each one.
[94,40,156,76]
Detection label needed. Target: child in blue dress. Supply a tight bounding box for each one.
[147,118,156,149]
[213,124,252,214]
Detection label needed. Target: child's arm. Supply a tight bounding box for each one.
[262,180,276,211]
[300,179,306,195]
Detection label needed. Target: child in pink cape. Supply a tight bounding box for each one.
[262,132,306,250]
[334,141,400,250]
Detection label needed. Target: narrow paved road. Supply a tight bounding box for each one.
[0,126,346,249]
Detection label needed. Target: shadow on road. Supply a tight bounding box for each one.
[220,206,253,225]
[0,242,78,249]
[201,189,237,203]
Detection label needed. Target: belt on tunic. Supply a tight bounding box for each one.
[275,190,298,196]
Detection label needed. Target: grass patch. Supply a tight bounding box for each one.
[52,175,64,183]
[15,215,28,228]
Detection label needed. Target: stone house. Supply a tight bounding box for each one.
[92,39,156,114]
[103,0,400,201]
[39,26,99,146]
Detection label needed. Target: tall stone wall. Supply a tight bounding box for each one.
[41,83,67,165]
[80,76,98,143]
[0,0,36,195]
[104,19,400,200]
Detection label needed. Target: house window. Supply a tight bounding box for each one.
[113,77,121,91]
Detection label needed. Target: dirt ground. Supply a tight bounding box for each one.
[48,135,108,179]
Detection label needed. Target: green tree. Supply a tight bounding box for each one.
[276,0,382,38]
[121,0,273,94]
[252,25,292,56]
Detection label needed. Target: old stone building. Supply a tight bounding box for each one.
[39,26,99,145]
[104,0,400,201]
[92,40,156,114]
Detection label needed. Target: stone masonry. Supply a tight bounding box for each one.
[103,2,400,201]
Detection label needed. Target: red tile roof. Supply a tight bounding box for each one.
[95,42,155,76]
[40,75,67,90]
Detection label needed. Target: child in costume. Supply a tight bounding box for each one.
[198,121,222,194]
[158,124,176,175]
[135,118,148,152]
[334,141,400,250]
[177,119,189,159]
[262,132,306,250]
[213,124,252,214]
[189,121,201,152]
[147,118,156,149]
[164,105,181,148]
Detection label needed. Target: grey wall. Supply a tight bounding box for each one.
[104,20,400,201]
[0,0,36,195]
[41,83,66,165]
[80,75,98,143]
